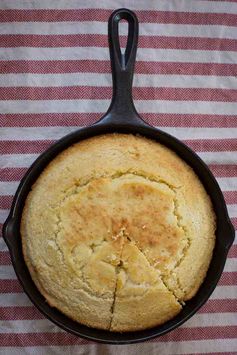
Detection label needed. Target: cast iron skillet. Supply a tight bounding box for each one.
[3,8,235,344]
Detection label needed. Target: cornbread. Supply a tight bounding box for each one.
[21,134,216,332]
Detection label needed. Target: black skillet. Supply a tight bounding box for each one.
[3,8,235,344]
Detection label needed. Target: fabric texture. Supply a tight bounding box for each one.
[0,0,236,354]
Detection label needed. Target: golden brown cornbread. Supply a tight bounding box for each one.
[21,133,216,332]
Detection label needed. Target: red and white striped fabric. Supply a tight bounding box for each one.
[0,0,237,354]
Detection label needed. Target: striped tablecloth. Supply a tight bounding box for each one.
[0,1,236,354]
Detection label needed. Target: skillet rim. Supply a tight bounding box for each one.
[3,120,235,344]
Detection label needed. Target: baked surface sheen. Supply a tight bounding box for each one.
[21,134,216,332]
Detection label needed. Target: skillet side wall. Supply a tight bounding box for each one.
[3,122,234,344]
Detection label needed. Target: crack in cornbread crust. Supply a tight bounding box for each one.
[109,236,182,331]
[27,174,186,301]
[109,232,126,329]
[125,234,184,306]
[51,172,189,297]
[21,133,216,331]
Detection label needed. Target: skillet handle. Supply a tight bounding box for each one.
[101,8,141,124]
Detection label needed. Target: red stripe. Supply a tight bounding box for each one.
[186,354,237,355]
[137,87,237,102]
[2,250,237,268]
[0,9,112,23]
[0,326,236,346]
[0,168,28,182]
[0,9,236,26]
[1,140,54,154]
[231,218,237,229]
[1,191,233,214]
[0,306,44,321]
[228,245,237,258]
[0,280,23,293]
[1,139,236,156]
[184,139,237,152]
[0,164,234,183]
[1,60,236,76]
[143,114,237,128]
[224,191,237,205]
[209,164,237,177]
[136,88,237,102]
[219,272,237,286]
[199,299,237,313]
[0,272,235,294]
[0,251,11,265]
[1,113,236,128]
[0,113,100,127]
[0,298,236,322]
[0,195,13,209]
[185,354,236,355]
[204,0,237,1]
[0,86,113,101]
[1,34,236,51]
[153,326,237,342]
[0,332,88,346]
[0,192,231,208]
[0,86,237,102]
[0,60,112,74]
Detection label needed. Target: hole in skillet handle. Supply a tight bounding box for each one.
[118,19,128,55]
[99,8,145,126]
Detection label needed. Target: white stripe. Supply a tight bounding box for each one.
[1,21,237,39]
[0,265,16,279]
[228,204,237,218]
[199,151,237,165]
[1,151,237,169]
[0,100,237,116]
[0,181,19,196]
[0,209,8,224]
[0,312,236,334]
[230,236,237,245]
[1,218,233,247]
[1,249,237,276]
[0,215,236,244]
[135,75,237,89]
[0,287,235,307]
[0,319,63,333]
[0,255,236,279]
[0,99,108,114]
[0,293,31,307]
[217,177,237,191]
[1,73,237,90]
[0,178,235,198]
[211,285,237,299]
[2,126,237,140]
[1,227,235,251]
[0,231,236,276]
[184,312,237,328]
[160,127,237,140]
[0,72,112,88]
[2,260,236,281]
[1,47,236,64]
[140,102,237,115]
[0,154,38,169]
[0,0,236,13]
[234,232,237,245]
[1,341,237,355]
[0,238,8,252]
[225,258,237,272]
